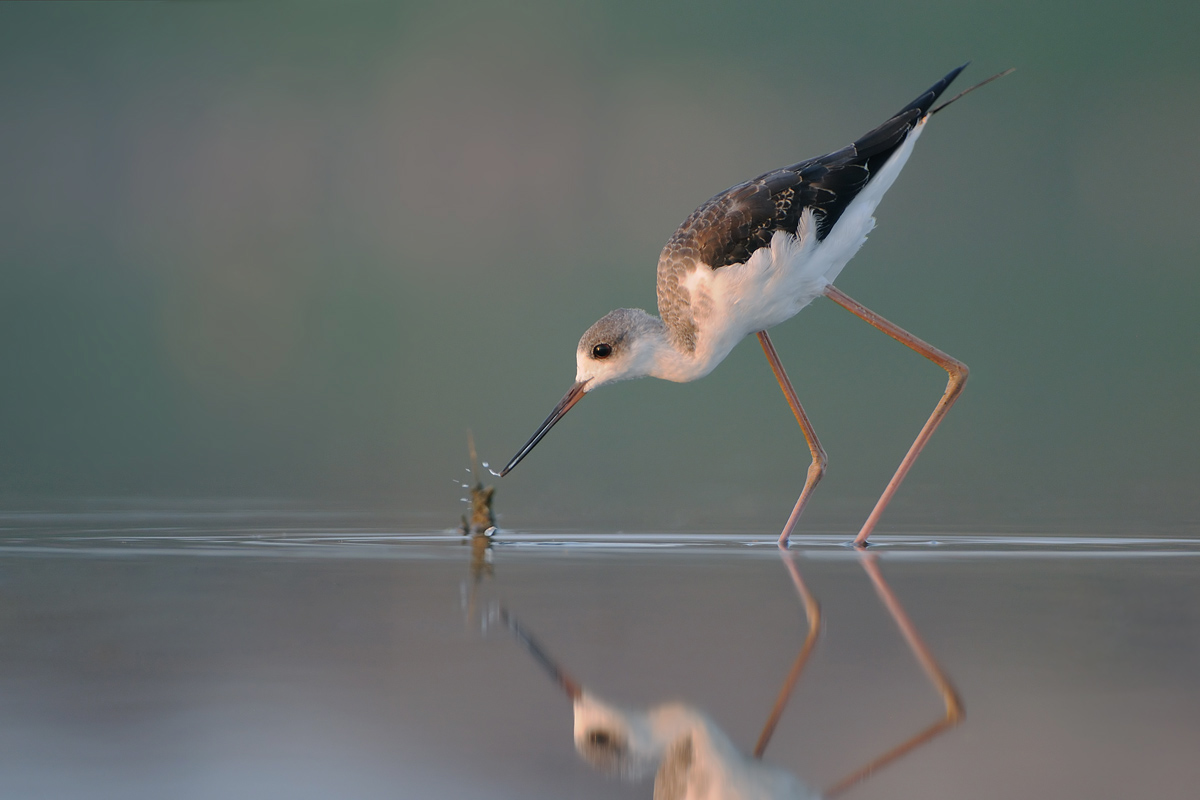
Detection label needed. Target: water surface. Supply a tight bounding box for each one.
[1,507,1197,799]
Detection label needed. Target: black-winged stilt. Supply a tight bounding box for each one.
[501,65,1011,547]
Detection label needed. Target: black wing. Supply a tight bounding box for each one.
[655,65,965,350]
[664,64,966,270]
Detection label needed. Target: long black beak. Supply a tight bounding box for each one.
[500,380,588,476]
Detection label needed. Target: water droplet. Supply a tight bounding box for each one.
[487,468,501,477]
[460,497,469,502]
[481,461,489,468]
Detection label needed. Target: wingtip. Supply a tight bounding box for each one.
[896,64,969,119]
[929,66,1015,116]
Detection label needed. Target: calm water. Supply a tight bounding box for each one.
[1,506,1197,800]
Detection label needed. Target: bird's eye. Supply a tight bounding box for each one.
[592,343,613,359]
[579,726,628,774]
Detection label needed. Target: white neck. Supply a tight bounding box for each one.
[644,321,729,383]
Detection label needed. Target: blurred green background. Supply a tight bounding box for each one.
[1,2,1196,531]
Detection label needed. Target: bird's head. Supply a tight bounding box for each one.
[500,308,665,476]
[574,307,665,390]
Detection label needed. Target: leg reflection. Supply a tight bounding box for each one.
[754,548,822,759]
[824,551,964,798]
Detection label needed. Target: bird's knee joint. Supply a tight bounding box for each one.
[945,691,966,725]
[944,360,968,393]
[808,456,827,482]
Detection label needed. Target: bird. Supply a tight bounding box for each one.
[500,65,1012,547]
[494,548,962,799]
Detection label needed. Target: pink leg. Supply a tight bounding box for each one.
[822,286,969,546]
[753,548,822,759]
[824,552,963,797]
[757,331,828,547]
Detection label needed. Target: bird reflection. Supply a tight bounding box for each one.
[497,549,962,799]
